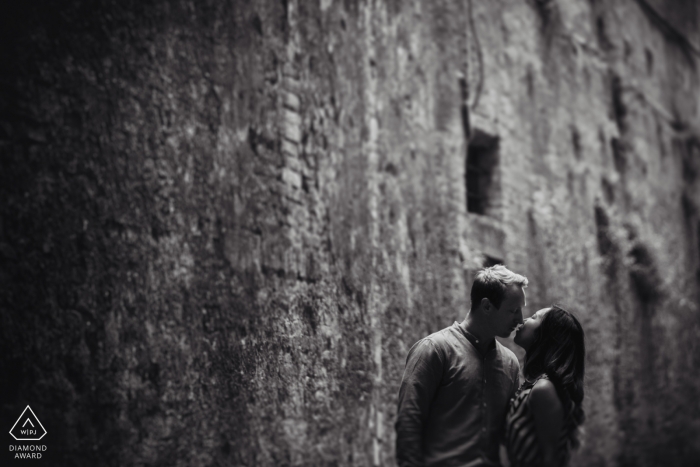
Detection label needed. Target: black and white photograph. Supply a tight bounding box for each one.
[1,0,699,465]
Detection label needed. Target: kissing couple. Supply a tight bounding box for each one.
[396,265,585,467]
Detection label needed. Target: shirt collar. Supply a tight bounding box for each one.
[453,321,497,353]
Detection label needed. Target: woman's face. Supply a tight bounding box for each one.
[514,307,550,351]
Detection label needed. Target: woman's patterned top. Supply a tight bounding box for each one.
[505,374,575,467]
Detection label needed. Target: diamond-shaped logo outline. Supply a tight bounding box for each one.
[9,406,47,441]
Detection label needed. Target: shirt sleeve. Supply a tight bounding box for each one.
[500,355,522,445]
[395,338,444,467]
[510,357,521,399]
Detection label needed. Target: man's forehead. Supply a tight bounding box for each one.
[502,286,525,306]
[505,285,525,299]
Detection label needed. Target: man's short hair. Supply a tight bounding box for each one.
[470,265,528,311]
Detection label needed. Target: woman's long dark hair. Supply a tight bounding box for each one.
[523,305,586,448]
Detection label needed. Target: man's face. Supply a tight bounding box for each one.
[489,285,526,338]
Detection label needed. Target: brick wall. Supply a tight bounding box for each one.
[0,1,698,465]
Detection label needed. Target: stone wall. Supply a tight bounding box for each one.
[1,0,699,465]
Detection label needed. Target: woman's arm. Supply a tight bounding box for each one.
[529,378,564,467]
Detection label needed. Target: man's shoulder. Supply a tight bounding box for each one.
[409,325,459,357]
[407,328,453,363]
[423,324,460,346]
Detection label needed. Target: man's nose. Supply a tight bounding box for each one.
[515,311,524,325]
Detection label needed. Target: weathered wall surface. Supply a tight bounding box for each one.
[1,0,699,466]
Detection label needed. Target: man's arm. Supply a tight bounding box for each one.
[395,339,443,467]
[500,357,521,446]
[509,358,521,400]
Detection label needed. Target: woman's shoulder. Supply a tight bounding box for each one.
[529,377,563,411]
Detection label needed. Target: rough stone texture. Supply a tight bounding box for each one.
[0,0,699,466]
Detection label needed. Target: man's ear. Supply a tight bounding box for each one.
[481,297,491,312]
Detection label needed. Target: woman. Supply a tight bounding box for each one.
[505,305,586,467]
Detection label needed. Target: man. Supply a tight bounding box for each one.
[396,265,527,466]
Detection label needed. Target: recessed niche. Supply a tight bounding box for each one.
[483,255,503,268]
[466,129,500,216]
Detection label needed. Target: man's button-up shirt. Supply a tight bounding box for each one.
[395,322,520,467]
